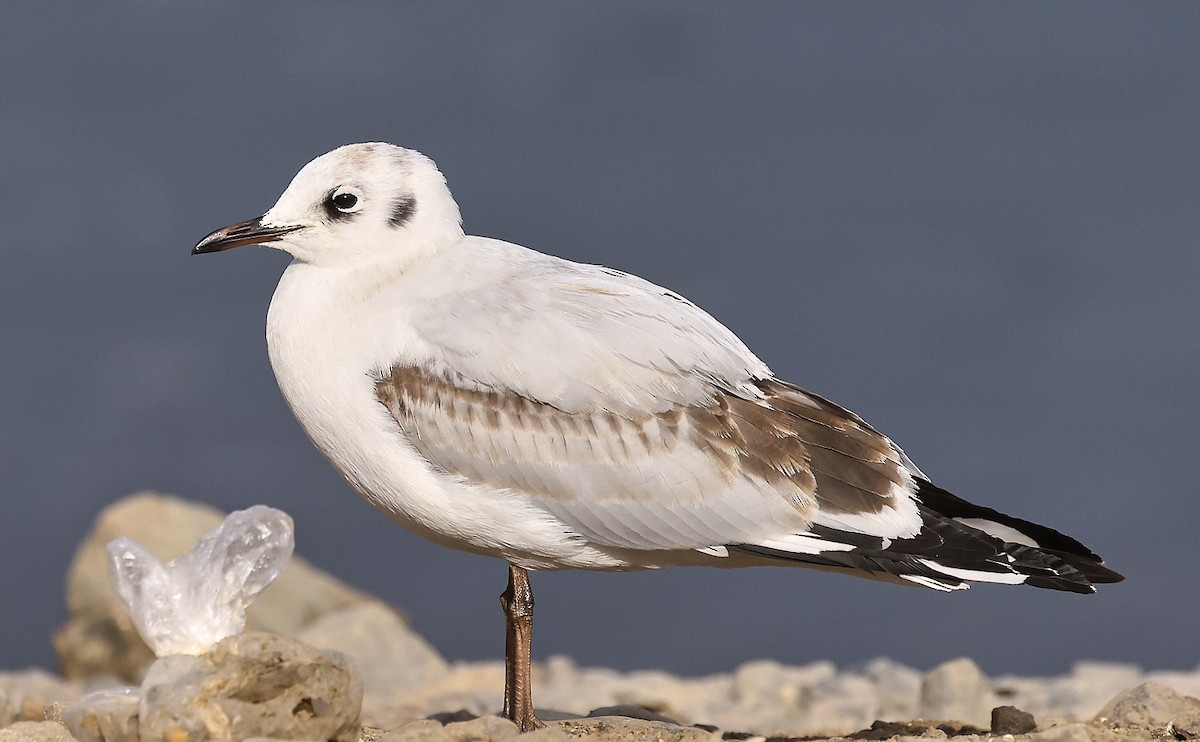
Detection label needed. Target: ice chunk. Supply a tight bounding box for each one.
[107,505,295,656]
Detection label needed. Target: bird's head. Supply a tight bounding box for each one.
[193,142,464,267]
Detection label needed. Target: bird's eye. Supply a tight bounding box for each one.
[323,189,364,220]
[332,192,359,211]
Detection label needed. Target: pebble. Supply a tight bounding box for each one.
[992,705,1038,735]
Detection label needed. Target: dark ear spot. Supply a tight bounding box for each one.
[390,197,417,228]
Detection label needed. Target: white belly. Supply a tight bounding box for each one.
[263,261,625,570]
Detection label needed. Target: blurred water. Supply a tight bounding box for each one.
[1,2,1197,677]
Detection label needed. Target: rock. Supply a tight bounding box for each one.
[918,657,993,728]
[56,492,376,681]
[846,719,936,739]
[381,718,448,741]
[1148,669,1200,702]
[796,673,880,736]
[993,661,1145,722]
[731,659,836,704]
[379,716,528,742]
[862,658,922,722]
[52,606,158,683]
[597,666,725,726]
[438,715,520,740]
[0,721,76,742]
[1094,681,1200,735]
[518,726,573,742]
[1030,722,1093,742]
[392,662,504,728]
[62,687,140,742]
[723,659,851,734]
[41,701,66,724]
[137,632,362,742]
[991,705,1037,734]
[360,727,387,742]
[587,705,679,724]
[553,716,716,742]
[379,712,715,742]
[298,601,449,724]
[0,670,81,726]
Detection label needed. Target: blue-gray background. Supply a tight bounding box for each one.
[2,3,1196,677]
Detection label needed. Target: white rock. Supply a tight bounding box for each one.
[62,686,139,742]
[861,657,922,721]
[298,601,449,726]
[731,659,837,704]
[138,633,362,742]
[0,721,76,742]
[1093,681,1200,735]
[918,657,993,728]
[0,670,81,727]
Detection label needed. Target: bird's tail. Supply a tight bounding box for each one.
[733,479,1123,593]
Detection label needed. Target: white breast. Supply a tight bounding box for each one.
[264,259,626,569]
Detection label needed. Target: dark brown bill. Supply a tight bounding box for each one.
[192,216,302,254]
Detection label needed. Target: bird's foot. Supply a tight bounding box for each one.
[504,708,545,733]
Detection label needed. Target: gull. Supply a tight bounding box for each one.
[194,142,1122,731]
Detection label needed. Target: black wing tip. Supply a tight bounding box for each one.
[913,477,1123,592]
[730,480,1124,594]
[1044,550,1125,585]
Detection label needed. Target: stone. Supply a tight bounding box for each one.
[991,704,1037,734]
[138,632,362,742]
[380,718,449,741]
[1148,670,1200,702]
[993,661,1146,723]
[41,701,66,724]
[56,492,374,682]
[0,721,77,742]
[1030,722,1093,742]
[391,662,504,729]
[428,710,480,724]
[918,657,993,728]
[439,715,520,740]
[108,505,295,657]
[1094,681,1200,735]
[587,704,680,724]
[378,714,716,742]
[795,673,879,736]
[731,660,836,704]
[0,670,81,726]
[52,605,159,685]
[847,719,935,740]
[518,726,573,742]
[554,716,717,742]
[298,601,449,724]
[861,658,922,722]
[723,660,850,734]
[61,686,140,742]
